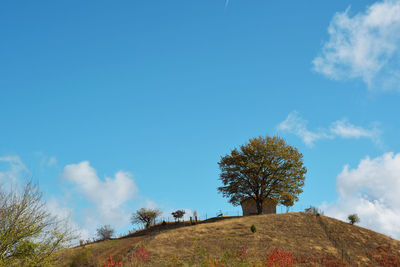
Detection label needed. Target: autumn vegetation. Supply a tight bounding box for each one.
[56,212,400,266]
[0,181,75,267]
[3,136,399,266]
[218,136,306,215]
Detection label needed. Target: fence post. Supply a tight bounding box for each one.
[342,249,343,263]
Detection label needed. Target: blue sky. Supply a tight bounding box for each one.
[2,0,400,240]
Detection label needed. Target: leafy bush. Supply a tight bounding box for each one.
[305,205,324,216]
[265,248,294,267]
[348,213,360,225]
[69,248,93,267]
[251,224,257,233]
[102,255,122,267]
[96,225,114,240]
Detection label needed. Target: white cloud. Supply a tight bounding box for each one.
[0,155,29,185]
[143,199,159,210]
[46,198,90,242]
[277,111,381,147]
[313,0,400,90]
[62,161,138,226]
[321,153,400,240]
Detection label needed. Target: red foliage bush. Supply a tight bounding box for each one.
[265,248,295,267]
[135,245,150,262]
[128,245,150,266]
[368,245,400,266]
[103,255,123,267]
[295,254,346,267]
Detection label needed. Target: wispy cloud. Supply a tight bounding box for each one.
[321,153,400,240]
[277,111,331,146]
[313,0,400,91]
[47,156,57,167]
[277,111,381,147]
[330,120,381,146]
[35,152,58,168]
[46,198,90,242]
[225,0,230,9]
[0,155,29,185]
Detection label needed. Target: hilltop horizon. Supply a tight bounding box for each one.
[1,0,400,242]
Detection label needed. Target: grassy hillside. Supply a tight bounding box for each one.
[57,213,400,266]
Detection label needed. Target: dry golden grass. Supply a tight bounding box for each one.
[56,212,400,266]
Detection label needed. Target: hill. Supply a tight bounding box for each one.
[57,212,400,266]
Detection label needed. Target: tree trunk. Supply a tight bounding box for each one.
[256,199,263,215]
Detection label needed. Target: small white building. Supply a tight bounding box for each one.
[240,197,276,216]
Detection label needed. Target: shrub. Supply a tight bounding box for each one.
[136,245,150,262]
[368,245,400,266]
[128,245,150,266]
[69,248,93,267]
[265,248,294,267]
[0,181,75,266]
[167,253,184,266]
[96,225,115,240]
[251,224,257,233]
[304,206,324,216]
[172,210,185,222]
[103,255,122,267]
[348,213,360,225]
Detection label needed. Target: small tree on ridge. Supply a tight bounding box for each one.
[131,208,161,229]
[348,214,360,225]
[171,210,185,222]
[96,225,114,240]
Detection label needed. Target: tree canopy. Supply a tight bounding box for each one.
[96,225,114,240]
[131,208,161,229]
[0,181,75,267]
[171,210,185,222]
[218,136,307,215]
[348,214,360,225]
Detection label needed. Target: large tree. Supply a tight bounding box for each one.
[218,136,306,215]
